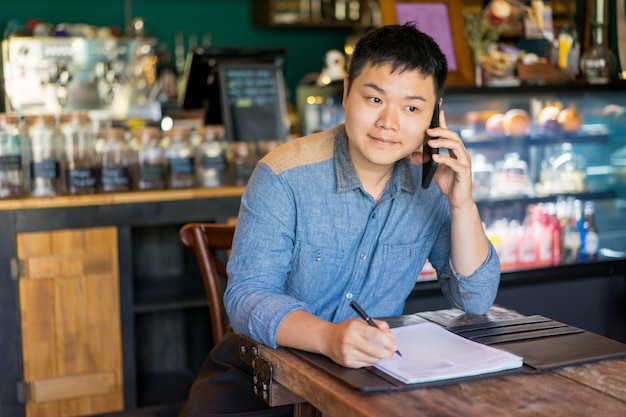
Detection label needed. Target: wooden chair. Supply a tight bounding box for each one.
[179,222,323,417]
[179,222,236,346]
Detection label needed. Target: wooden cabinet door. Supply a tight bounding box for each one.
[17,227,124,417]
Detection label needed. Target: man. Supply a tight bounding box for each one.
[180,22,501,417]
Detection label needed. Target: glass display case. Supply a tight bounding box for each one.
[406,83,626,344]
[441,82,626,273]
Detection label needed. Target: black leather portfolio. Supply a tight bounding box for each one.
[288,314,626,392]
[446,315,626,371]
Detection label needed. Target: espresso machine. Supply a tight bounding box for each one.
[1,35,161,120]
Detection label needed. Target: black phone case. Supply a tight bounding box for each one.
[421,104,440,189]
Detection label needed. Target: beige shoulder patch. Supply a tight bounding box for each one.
[261,129,336,175]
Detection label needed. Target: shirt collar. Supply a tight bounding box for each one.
[333,124,415,196]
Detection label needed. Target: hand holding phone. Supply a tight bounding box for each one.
[421,103,440,189]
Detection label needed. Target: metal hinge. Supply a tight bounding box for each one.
[239,336,273,403]
[10,258,25,280]
[17,381,31,403]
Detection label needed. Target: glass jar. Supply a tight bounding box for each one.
[0,113,24,198]
[226,142,258,186]
[96,127,134,193]
[164,126,195,189]
[131,127,165,191]
[60,111,97,195]
[195,125,227,187]
[579,22,619,84]
[25,114,64,197]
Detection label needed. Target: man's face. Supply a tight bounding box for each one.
[342,63,438,174]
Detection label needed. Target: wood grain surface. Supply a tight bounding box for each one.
[0,186,245,211]
[18,227,124,417]
[254,305,626,417]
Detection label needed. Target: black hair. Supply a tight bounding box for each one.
[347,22,448,99]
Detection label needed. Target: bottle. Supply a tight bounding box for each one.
[131,127,165,191]
[556,25,575,71]
[25,114,64,197]
[545,203,562,265]
[562,199,581,263]
[164,126,195,189]
[60,112,97,195]
[529,204,552,267]
[574,199,586,261]
[195,125,227,187]
[498,220,519,270]
[96,128,134,193]
[0,113,24,198]
[517,221,537,268]
[582,201,600,261]
[579,1,618,83]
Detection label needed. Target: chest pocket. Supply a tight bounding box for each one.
[374,238,433,299]
[286,241,344,304]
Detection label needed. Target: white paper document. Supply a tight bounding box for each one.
[374,322,524,384]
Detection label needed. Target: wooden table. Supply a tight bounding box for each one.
[240,305,626,417]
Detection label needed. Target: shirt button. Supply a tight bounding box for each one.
[372,212,377,219]
[345,292,353,300]
[315,253,322,261]
[360,253,367,260]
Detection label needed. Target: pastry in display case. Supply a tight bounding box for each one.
[445,87,619,198]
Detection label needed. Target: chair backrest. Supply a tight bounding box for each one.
[179,223,236,346]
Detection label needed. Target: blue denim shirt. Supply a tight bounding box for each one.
[225,125,501,348]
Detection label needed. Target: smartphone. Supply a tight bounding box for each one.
[421,103,440,189]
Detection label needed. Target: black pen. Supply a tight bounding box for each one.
[349,300,402,357]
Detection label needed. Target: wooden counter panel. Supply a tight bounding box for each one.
[18,227,124,417]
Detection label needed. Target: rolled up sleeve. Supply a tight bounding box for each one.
[438,243,501,315]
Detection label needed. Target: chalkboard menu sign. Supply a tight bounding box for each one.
[218,62,287,142]
[179,46,287,125]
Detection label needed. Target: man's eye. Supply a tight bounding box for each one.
[368,97,382,104]
[407,106,418,113]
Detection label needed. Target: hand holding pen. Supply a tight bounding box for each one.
[350,300,402,357]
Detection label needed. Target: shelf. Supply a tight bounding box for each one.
[251,0,375,29]
[463,129,610,149]
[254,20,365,29]
[446,80,626,96]
[133,273,210,314]
[476,190,615,208]
[134,291,209,314]
[412,258,626,293]
[497,258,626,285]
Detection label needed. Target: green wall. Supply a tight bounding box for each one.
[1,0,354,103]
